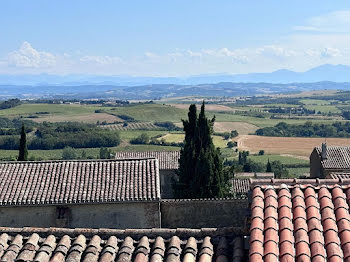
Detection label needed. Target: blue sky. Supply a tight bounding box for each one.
[1,0,350,76]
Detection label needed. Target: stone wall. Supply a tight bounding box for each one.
[160,169,177,198]
[160,199,249,228]
[0,202,160,229]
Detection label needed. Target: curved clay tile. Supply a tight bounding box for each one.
[318,187,343,261]
[332,186,350,260]
[99,236,118,262]
[83,235,102,262]
[291,187,311,262]
[50,235,71,262]
[263,188,279,261]
[134,236,150,262]
[182,237,197,262]
[232,237,244,262]
[150,237,165,262]
[34,235,57,262]
[215,237,228,262]
[17,233,40,262]
[249,187,264,262]
[116,237,134,262]
[165,236,181,262]
[278,187,295,262]
[66,235,87,262]
[0,233,9,257]
[304,187,326,261]
[198,237,213,262]
[1,234,23,262]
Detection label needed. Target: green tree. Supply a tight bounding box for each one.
[62,147,77,160]
[18,123,28,161]
[99,147,112,159]
[266,159,272,172]
[175,102,228,198]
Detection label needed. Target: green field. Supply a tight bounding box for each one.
[105,104,187,122]
[159,133,228,148]
[248,154,308,165]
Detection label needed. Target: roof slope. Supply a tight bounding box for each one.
[0,227,245,262]
[0,159,160,206]
[249,183,350,261]
[316,146,350,169]
[114,151,180,170]
[231,179,250,194]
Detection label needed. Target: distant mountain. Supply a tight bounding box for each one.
[1,64,350,86]
[2,81,350,100]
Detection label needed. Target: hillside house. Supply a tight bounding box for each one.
[310,144,350,178]
[115,151,180,197]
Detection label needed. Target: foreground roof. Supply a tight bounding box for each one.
[0,159,160,206]
[0,227,246,262]
[315,146,350,169]
[114,151,180,170]
[249,182,350,261]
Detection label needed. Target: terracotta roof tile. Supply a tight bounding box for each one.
[0,159,160,205]
[248,183,350,261]
[114,151,180,170]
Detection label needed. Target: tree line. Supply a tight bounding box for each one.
[256,121,350,137]
[0,122,120,150]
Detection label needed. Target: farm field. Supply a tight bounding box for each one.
[169,103,237,112]
[100,122,159,131]
[159,133,228,148]
[237,135,350,157]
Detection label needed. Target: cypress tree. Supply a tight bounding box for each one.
[175,101,228,198]
[266,158,272,172]
[18,123,28,161]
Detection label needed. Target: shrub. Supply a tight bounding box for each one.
[258,150,265,155]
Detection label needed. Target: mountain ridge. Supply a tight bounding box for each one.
[1,64,350,86]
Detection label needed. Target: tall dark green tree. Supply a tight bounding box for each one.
[175,102,228,198]
[266,158,272,172]
[18,123,28,161]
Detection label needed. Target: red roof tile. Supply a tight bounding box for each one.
[249,183,350,261]
[114,151,180,170]
[0,159,160,205]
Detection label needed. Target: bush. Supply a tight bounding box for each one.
[62,147,78,160]
[258,150,265,155]
[130,133,150,144]
[230,130,238,138]
[227,141,235,148]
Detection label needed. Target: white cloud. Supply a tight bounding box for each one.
[293,10,350,33]
[80,55,122,65]
[320,47,342,58]
[7,41,57,68]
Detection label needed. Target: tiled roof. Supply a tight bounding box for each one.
[0,226,246,262]
[235,173,274,179]
[231,179,250,194]
[115,151,180,170]
[315,146,350,169]
[328,172,350,180]
[0,159,160,206]
[249,183,350,261]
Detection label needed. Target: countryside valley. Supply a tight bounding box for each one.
[2,89,350,178]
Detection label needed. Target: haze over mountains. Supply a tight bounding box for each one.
[1,64,350,86]
[1,64,350,100]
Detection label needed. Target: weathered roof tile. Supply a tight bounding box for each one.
[0,159,160,206]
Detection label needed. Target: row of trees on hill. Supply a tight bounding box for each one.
[256,121,350,137]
